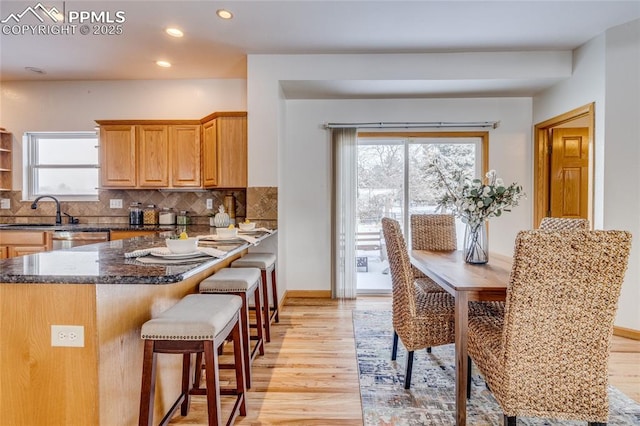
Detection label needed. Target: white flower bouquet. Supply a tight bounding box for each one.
[429,159,524,263]
[429,162,523,227]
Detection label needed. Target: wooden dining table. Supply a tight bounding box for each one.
[410,249,512,426]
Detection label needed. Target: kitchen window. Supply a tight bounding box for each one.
[23,131,99,201]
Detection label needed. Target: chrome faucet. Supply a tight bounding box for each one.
[31,195,62,225]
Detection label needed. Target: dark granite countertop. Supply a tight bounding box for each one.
[0,223,191,232]
[0,228,276,285]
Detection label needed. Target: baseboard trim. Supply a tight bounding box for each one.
[284,290,332,299]
[613,326,640,341]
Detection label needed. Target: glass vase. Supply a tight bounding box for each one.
[463,222,488,264]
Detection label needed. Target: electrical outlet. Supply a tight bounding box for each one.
[206,198,213,209]
[0,198,9,209]
[110,199,123,209]
[51,325,84,347]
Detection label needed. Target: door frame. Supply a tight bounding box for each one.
[533,103,595,228]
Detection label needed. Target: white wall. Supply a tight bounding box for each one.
[0,79,246,188]
[247,51,571,188]
[283,98,532,291]
[603,19,640,331]
[533,19,640,330]
[533,35,606,228]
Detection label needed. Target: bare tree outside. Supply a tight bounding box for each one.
[356,138,478,292]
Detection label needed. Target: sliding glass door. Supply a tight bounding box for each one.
[356,135,483,294]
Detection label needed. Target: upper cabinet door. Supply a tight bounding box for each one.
[202,119,218,187]
[217,116,247,188]
[171,124,201,187]
[138,125,170,187]
[100,125,137,188]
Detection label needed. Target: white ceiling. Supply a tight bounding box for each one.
[1,0,639,98]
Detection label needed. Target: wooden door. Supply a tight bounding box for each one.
[137,125,169,187]
[549,127,589,219]
[170,124,201,187]
[202,119,218,187]
[99,125,136,188]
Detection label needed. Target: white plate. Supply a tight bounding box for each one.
[149,249,208,259]
[200,235,244,242]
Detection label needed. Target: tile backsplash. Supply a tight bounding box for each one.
[0,186,279,227]
[0,189,245,225]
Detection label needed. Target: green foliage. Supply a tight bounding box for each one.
[428,156,524,229]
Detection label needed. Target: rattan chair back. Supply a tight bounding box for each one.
[539,217,590,230]
[493,230,631,421]
[410,214,457,250]
[382,217,417,318]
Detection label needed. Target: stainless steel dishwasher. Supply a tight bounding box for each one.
[52,231,110,250]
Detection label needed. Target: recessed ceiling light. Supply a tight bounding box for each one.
[165,27,183,38]
[25,66,46,74]
[216,9,233,19]
[156,60,172,68]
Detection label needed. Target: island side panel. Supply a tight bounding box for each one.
[0,283,99,426]
[95,252,243,425]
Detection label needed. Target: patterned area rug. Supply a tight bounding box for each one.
[354,310,640,426]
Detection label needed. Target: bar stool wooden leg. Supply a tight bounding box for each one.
[139,340,157,426]
[180,354,191,416]
[271,266,279,323]
[231,316,247,417]
[260,270,272,342]
[238,292,252,389]
[203,340,222,426]
[254,278,265,356]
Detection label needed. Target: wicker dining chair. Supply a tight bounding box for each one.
[410,214,457,294]
[467,230,632,425]
[539,217,590,230]
[381,217,456,389]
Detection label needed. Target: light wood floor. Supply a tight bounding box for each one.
[168,296,640,425]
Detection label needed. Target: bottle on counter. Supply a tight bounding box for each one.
[129,202,143,225]
[177,210,191,225]
[158,207,176,225]
[224,193,236,225]
[143,204,159,225]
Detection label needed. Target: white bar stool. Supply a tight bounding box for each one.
[231,252,279,342]
[139,294,246,426]
[199,267,265,389]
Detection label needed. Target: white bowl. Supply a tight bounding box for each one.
[217,227,238,239]
[238,222,256,231]
[165,237,198,254]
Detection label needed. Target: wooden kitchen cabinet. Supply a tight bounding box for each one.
[99,125,137,188]
[97,112,245,190]
[109,230,157,240]
[201,119,218,187]
[201,112,247,188]
[0,129,13,191]
[97,121,202,189]
[137,125,170,187]
[0,230,52,258]
[171,124,201,187]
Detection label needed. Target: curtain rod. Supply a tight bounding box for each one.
[324,121,499,129]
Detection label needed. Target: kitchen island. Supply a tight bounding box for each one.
[0,228,276,426]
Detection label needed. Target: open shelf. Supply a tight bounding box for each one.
[0,131,13,191]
